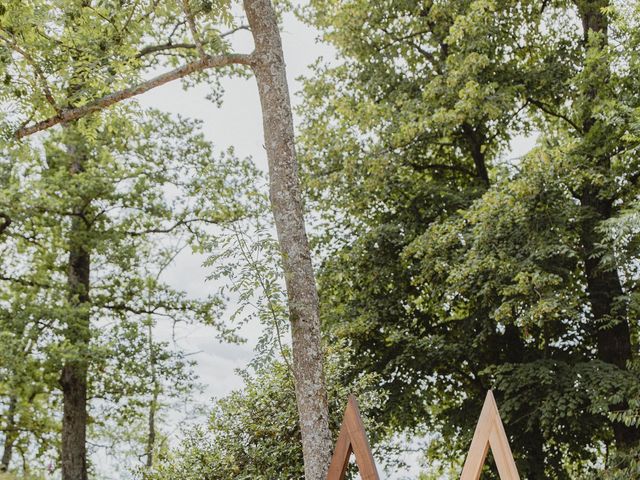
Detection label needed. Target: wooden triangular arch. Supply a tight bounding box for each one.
[460,390,520,480]
[326,395,380,480]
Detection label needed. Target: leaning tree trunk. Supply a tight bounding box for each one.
[60,138,91,480]
[244,1,333,478]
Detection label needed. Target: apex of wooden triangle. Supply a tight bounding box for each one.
[484,390,499,414]
[460,390,520,480]
[344,394,361,421]
[326,395,380,480]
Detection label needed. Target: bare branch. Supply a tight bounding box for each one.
[527,97,583,133]
[0,274,51,289]
[15,52,254,139]
[136,25,249,58]
[136,42,197,58]
[124,215,245,237]
[180,0,207,60]
[167,19,187,44]
[220,25,250,38]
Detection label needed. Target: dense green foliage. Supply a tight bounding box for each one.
[144,361,306,480]
[299,0,640,477]
[1,2,337,477]
[0,0,308,477]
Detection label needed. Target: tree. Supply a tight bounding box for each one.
[298,0,640,476]
[1,1,332,476]
[0,109,255,477]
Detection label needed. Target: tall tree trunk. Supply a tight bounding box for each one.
[580,192,638,447]
[60,139,91,480]
[145,318,159,468]
[243,1,332,478]
[145,390,158,468]
[577,0,639,448]
[461,123,490,187]
[1,396,17,472]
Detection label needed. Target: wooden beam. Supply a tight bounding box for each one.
[460,391,520,480]
[326,395,380,480]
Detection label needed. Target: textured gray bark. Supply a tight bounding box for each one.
[244,1,333,478]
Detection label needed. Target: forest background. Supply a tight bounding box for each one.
[1,0,640,479]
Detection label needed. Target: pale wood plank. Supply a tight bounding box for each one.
[326,421,352,480]
[459,391,520,480]
[326,395,380,480]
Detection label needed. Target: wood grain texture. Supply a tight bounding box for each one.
[460,391,520,480]
[326,395,380,480]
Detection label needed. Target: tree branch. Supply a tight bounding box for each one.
[136,26,250,58]
[0,213,11,235]
[406,161,477,178]
[123,215,244,237]
[167,19,187,44]
[527,97,583,133]
[100,303,161,316]
[0,274,51,289]
[0,34,59,112]
[136,42,197,58]
[15,52,254,139]
[180,0,206,60]
[220,25,250,38]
